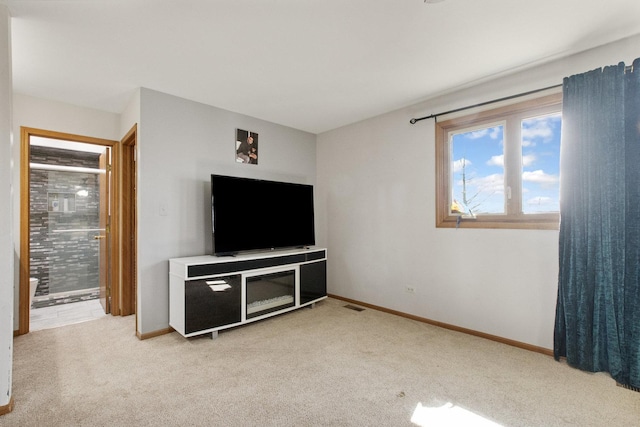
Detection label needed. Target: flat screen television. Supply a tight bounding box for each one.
[211,174,315,256]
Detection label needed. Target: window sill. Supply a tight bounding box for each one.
[437,214,559,230]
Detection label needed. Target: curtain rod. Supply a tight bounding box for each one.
[409,83,562,124]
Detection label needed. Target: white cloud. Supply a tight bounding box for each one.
[522,115,561,146]
[468,129,489,139]
[522,124,553,140]
[473,173,504,193]
[486,154,503,167]
[522,169,558,184]
[526,196,553,206]
[522,154,536,167]
[453,173,505,213]
[468,126,502,140]
[452,158,472,173]
[455,173,503,192]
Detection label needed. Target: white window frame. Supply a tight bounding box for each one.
[435,92,562,230]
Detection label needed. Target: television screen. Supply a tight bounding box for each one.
[211,175,315,255]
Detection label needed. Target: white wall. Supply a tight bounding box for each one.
[0,5,13,410]
[136,88,316,334]
[8,32,637,350]
[120,88,140,137]
[11,94,121,330]
[9,87,316,337]
[316,34,640,351]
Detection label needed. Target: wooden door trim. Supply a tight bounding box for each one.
[98,150,110,314]
[120,124,137,317]
[18,127,119,335]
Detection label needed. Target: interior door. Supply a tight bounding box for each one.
[98,148,111,313]
[121,130,137,316]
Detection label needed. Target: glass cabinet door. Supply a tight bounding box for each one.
[245,270,295,319]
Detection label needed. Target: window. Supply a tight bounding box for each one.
[436,93,562,229]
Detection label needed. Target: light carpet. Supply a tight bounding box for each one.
[5,297,639,426]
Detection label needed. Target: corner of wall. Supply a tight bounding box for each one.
[0,3,14,411]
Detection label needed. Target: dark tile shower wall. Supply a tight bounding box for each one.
[30,146,102,296]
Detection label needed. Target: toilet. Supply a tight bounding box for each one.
[29,278,38,308]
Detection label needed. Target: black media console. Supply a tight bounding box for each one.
[169,247,327,338]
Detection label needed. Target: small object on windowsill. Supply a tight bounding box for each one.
[454,214,477,229]
[450,199,465,214]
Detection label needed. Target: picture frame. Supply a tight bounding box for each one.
[235,129,258,165]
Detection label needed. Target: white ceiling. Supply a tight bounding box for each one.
[5,0,640,134]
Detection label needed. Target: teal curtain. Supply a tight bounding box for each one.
[554,58,640,388]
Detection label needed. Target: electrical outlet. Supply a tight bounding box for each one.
[405,286,415,293]
[159,202,168,216]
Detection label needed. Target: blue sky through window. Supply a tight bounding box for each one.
[451,113,561,215]
[521,113,561,213]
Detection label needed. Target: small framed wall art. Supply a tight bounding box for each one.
[235,128,258,165]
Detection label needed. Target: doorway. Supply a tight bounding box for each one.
[29,137,109,330]
[18,127,128,334]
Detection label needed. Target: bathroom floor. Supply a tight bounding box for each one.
[30,299,106,331]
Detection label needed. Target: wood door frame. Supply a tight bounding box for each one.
[18,127,120,335]
[98,149,111,314]
[120,124,137,317]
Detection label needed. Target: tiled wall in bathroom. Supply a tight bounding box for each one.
[30,146,102,296]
